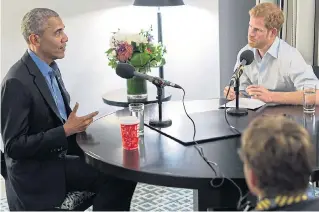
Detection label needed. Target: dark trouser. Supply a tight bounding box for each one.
[65,156,137,211]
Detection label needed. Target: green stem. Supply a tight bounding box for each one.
[126,67,150,95]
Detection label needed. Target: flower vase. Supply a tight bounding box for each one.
[126,67,149,100]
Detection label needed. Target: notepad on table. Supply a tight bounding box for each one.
[220,98,266,110]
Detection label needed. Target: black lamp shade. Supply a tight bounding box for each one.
[133,0,185,7]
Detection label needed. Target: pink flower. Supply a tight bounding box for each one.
[117,42,133,62]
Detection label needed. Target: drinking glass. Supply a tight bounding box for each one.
[129,103,144,135]
[303,84,316,113]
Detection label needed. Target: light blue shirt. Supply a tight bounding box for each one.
[234,37,319,92]
[28,49,67,121]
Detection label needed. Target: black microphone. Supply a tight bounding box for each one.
[116,63,182,89]
[225,49,254,117]
[230,50,254,86]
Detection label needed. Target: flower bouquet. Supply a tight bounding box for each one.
[106,26,166,99]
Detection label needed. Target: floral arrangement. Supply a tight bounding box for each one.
[106,26,167,73]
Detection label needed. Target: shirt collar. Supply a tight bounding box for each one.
[252,37,280,60]
[28,49,56,76]
[255,192,312,211]
[267,36,280,59]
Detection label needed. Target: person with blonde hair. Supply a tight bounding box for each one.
[224,2,319,105]
[239,116,319,211]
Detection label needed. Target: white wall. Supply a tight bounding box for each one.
[1,0,219,115]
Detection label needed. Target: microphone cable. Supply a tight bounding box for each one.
[180,87,245,210]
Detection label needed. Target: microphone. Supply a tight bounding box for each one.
[116,63,182,89]
[230,49,254,86]
[225,49,254,117]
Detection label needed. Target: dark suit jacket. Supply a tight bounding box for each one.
[1,51,82,210]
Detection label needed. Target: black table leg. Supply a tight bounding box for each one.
[193,181,252,211]
[194,188,237,211]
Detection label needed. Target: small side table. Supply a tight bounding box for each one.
[102,88,172,107]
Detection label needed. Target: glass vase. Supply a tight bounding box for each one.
[126,67,149,100]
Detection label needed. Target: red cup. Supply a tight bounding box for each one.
[119,116,139,150]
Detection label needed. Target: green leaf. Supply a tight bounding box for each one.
[138,43,145,52]
[150,60,158,67]
[149,46,156,52]
[130,53,151,67]
[108,60,117,69]
[159,58,166,66]
[155,55,161,61]
[106,49,114,54]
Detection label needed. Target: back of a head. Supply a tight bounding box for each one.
[249,2,285,32]
[21,8,59,43]
[241,116,314,197]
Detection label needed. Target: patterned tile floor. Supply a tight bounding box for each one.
[0,176,318,211]
[0,178,193,211]
[130,184,193,211]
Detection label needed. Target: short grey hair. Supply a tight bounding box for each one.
[21,8,59,43]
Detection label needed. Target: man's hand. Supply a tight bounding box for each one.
[63,102,99,137]
[246,85,273,103]
[224,86,236,100]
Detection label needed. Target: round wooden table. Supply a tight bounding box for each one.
[77,99,319,210]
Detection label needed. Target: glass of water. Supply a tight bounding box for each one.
[303,113,316,134]
[303,84,316,113]
[129,103,144,135]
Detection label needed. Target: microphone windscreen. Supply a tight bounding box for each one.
[115,63,135,79]
[240,50,254,65]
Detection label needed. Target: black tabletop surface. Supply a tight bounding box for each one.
[77,99,319,189]
[102,88,172,107]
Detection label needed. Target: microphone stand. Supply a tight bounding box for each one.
[157,7,166,98]
[226,77,248,116]
[149,82,172,128]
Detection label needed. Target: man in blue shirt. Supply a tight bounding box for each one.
[1,8,136,210]
[224,3,319,105]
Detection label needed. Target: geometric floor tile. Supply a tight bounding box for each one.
[1,182,317,211]
[0,183,193,211]
[129,183,193,211]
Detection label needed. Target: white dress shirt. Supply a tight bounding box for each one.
[233,37,319,92]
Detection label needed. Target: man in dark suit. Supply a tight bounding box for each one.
[1,8,136,211]
[239,116,319,211]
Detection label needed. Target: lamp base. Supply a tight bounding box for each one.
[149,119,172,128]
[226,108,248,116]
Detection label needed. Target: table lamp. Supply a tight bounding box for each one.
[133,0,185,79]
